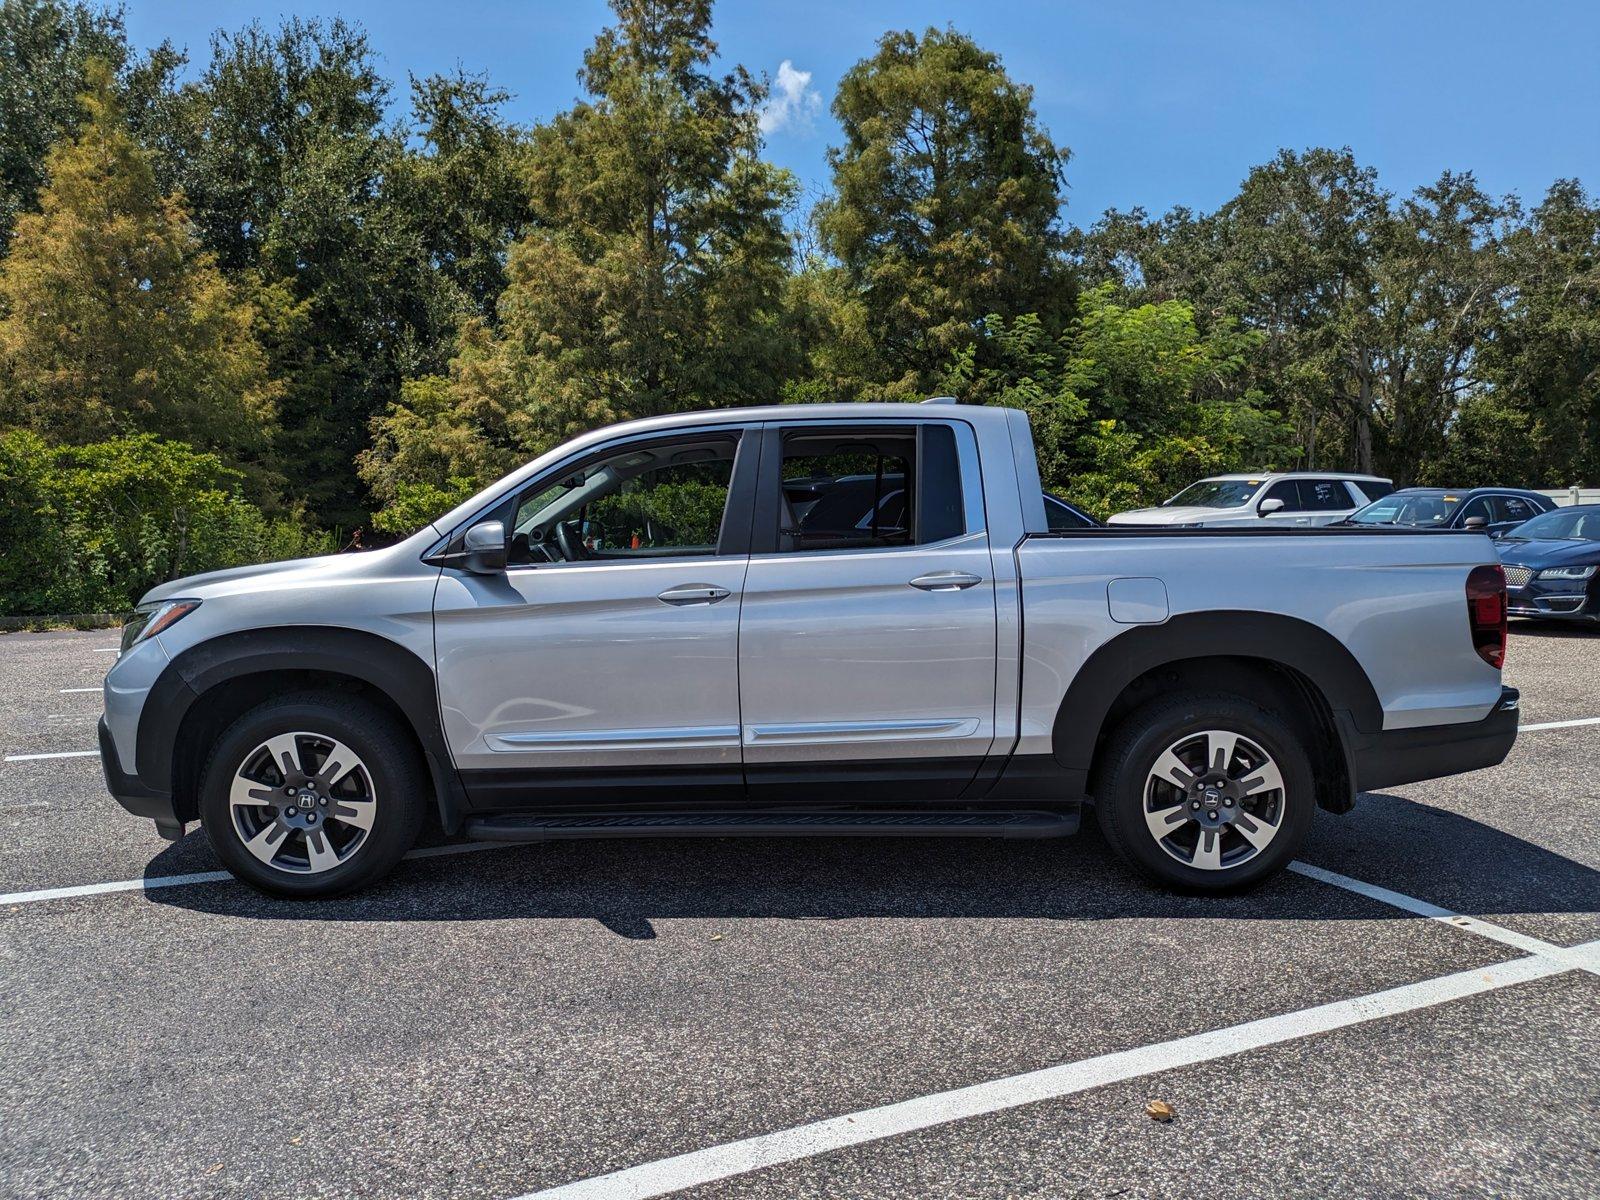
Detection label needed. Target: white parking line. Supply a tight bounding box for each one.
[92,648,119,654]
[0,840,516,906]
[59,687,100,694]
[1520,715,1600,732]
[511,946,1586,1200]
[3,750,98,762]
[1288,861,1599,976]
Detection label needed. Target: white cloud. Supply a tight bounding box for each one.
[759,60,822,135]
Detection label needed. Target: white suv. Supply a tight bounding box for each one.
[1108,472,1395,529]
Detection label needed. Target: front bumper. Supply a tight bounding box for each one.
[1505,578,1598,621]
[1339,686,1520,793]
[98,716,184,840]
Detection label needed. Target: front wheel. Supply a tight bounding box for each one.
[1093,691,1314,892]
[199,692,426,898]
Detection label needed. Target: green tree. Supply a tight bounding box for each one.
[0,63,277,467]
[0,429,330,616]
[0,0,129,252]
[942,285,1286,515]
[146,18,462,528]
[388,69,531,323]
[362,1,799,529]
[1477,180,1600,486]
[493,0,797,445]
[817,26,1072,397]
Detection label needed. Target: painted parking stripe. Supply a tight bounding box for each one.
[92,648,119,654]
[1288,861,1599,975]
[0,839,517,906]
[59,687,100,694]
[4,750,98,762]
[510,947,1582,1200]
[1519,715,1600,732]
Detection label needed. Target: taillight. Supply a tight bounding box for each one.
[1466,564,1507,669]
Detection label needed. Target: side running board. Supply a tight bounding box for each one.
[462,809,1079,842]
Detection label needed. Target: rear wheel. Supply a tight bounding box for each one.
[1093,691,1313,892]
[200,692,426,898]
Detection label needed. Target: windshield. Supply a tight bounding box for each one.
[1503,508,1600,541]
[1346,492,1462,527]
[1163,480,1261,509]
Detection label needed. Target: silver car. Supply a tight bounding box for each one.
[1108,472,1395,528]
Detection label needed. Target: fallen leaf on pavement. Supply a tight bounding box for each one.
[1145,1099,1175,1122]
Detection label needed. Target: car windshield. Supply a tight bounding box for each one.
[1163,480,1260,509]
[1346,492,1462,527]
[1502,508,1600,541]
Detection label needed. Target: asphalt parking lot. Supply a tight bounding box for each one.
[1,627,1596,1199]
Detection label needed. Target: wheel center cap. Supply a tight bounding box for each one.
[1202,787,1221,807]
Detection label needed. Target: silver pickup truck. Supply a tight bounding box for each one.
[100,401,1519,898]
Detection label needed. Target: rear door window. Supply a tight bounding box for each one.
[1491,495,1540,525]
[775,425,966,552]
[1297,480,1355,511]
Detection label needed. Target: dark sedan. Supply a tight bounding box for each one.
[1496,504,1600,625]
[1337,487,1553,536]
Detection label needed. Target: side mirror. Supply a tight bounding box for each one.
[463,520,507,574]
[1463,516,1488,531]
[1258,497,1285,515]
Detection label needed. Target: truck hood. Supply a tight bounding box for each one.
[139,553,350,605]
[1106,505,1241,526]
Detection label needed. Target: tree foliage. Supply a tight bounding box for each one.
[817,26,1071,397]
[0,429,329,616]
[0,62,276,466]
[0,1,1596,601]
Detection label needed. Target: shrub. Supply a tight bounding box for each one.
[0,430,332,616]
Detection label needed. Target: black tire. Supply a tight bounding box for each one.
[200,691,426,898]
[1092,690,1314,893]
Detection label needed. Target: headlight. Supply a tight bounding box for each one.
[119,598,202,654]
[1536,565,1597,581]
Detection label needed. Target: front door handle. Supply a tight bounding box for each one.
[908,571,983,592]
[658,583,731,606]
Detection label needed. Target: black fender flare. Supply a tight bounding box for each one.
[1050,610,1383,776]
[137,626,464,828]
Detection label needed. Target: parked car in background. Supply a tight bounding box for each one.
[1336,488,1554,537]
[1495,504,1600,624]
[1107,472,1393,529]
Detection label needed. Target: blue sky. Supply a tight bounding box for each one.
[124,1,1600,226]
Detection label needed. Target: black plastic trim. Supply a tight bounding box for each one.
[1342,686,1520,792]
[745,756,986,802]
[100,716,183,838]
[461,763,746,810]
[1051,611,1386,779]
[463,807,1077,842]
[136,627,466,829]
[980,752,1087,801]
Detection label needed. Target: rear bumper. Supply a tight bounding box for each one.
[98,716,184,840]
[1340,686,1520,793]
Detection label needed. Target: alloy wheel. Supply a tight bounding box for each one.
[228,731,378,875]
[1142,728,1286,871]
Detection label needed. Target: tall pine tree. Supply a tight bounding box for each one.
[0,62,276,471]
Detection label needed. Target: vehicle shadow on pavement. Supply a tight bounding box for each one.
[143,793,1600,938]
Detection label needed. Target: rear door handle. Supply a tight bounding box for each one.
[908,571,983,592]
[658,583,731,606]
